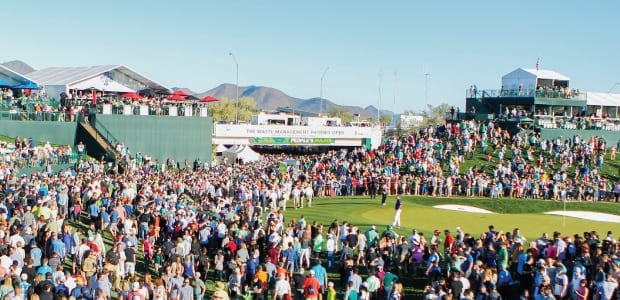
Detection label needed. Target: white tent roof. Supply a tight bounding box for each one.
[223,145,261,163]
[71,75,135,92]
[0,64,39,87]
[521,68,570,81]
[586,92,620,107]
[215,144,228,153]
[27,65,169,91]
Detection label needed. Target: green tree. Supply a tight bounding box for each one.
[379,114,393,126]
[327,108,353,124]
[237,96,258,122]
[209,96,258,122]
[421,103,452,127]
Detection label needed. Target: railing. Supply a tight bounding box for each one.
[0,109,77,122]
[94,103,209,118]
[91,119,120,149]
[534,115,620,131]
[467,89,587,100]
[445,112,476,121]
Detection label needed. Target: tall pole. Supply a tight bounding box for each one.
[378,71,383,124]
[229,52,239,123]
[608,82,619,93]
[393,69,397,105]
[424,73,431,113]
[319,66,330,116]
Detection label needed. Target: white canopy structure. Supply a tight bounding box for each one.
[27,65,169,100]
[586,92,620,107]
[214,144,228,153]
[71,74,135,93]
[502,68,570,91]
[222,145,261,163]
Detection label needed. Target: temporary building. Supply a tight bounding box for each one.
[501,68,570,92]
[222,145,261,163]
[27,65,169,100]
[0,64,40,89]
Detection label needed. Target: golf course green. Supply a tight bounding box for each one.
[282,196,620,241]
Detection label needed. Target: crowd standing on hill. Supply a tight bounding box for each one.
[0,118,618,300]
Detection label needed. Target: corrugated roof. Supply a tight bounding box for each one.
[587,92,620,107]
[0,64,39,86]
[521,68,570,81]
[28,65,119,86]
[27,65,169,91]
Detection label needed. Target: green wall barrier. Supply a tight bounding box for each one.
[0,120,77,146]
[94,115,213,163]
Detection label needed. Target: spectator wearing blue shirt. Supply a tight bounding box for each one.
[283,243,297,274]
[36,258,53,276]
[51,235,66,260]
[88,202,100,230]
[311,259,328,292]
[30,241,43,268]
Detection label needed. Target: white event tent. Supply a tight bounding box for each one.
[222,145,261,163]
[27,65,169,100]
[501,68,570,91]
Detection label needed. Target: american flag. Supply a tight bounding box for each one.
[536,57,540,71]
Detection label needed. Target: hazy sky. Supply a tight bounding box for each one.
[4,1,619,112]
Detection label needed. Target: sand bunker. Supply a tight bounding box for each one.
[544,211,620,223]
[433,204,495,214]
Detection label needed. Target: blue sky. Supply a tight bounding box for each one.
[4,1,619,113]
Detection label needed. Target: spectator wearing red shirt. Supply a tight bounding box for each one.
[444,230,454,255]
[302,270,321,300]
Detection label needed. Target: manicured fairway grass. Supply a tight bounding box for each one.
[283,195,620,243]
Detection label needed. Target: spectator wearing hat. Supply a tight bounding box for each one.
[19,273,31,299]
[124,241,136,277]
[127,282,146,300]
[365,225,379,249]
[302,270,320,300]
[325,282,336,300]
[213,290,230,300]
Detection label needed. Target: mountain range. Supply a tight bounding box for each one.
[190,84,394,119]
[2,59,393,118]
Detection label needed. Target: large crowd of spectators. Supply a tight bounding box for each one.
[0,137,79,171]
[0,117,617,300]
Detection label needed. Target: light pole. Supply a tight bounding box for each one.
[424,73,431,113]
[319,67,330,116]
[378,71,383,124]
[229,52,239,123]
[393,69,397,105]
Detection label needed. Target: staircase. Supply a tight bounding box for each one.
[76,114,119,161]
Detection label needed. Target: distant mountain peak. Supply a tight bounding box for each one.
[196,83,393,119]
[2,60,36,75]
